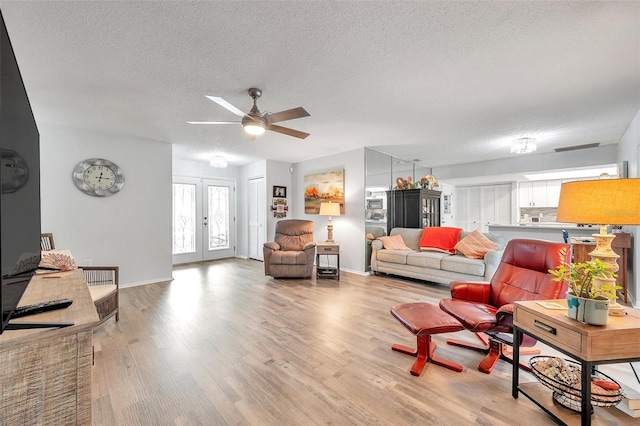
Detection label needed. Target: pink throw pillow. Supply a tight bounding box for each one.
[378,235,412,250]
[455,229,499,259]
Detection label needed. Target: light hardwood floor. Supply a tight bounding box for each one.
[92,259,636,425]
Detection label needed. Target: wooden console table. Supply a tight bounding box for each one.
[572,232,631,303]
[0,269,99,425]
[512,300,640,425]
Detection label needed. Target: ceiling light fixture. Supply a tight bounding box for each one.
[210,155,227,168]
[243,121,266,136]
[511,138,537,155]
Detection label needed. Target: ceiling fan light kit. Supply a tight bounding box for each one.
[189,88,310,139]
[243,118,266,135]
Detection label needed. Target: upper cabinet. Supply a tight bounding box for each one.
[518,180,562,207]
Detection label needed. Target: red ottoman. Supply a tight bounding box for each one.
[390,302,464,376]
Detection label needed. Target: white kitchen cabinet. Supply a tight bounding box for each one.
[519,180,562,207]
[545,180,562,206]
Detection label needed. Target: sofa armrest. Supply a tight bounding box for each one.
[450,280,491,304]
[496,303,513,324]
[483,249,503,281]
[303,242,316,251]
[264,241,280,251]
[370,239,384,271]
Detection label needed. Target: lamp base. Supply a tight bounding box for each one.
[326,222,334,243]
[608,303,626,317]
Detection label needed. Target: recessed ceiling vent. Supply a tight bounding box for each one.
[554,142,600,152]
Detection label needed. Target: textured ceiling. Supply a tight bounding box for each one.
[1,1,639,168]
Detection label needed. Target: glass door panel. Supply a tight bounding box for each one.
[172,177,235,264]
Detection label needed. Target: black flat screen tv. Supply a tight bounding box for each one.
[0,10,42,334]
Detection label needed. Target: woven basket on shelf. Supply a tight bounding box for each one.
[529,356,624,413]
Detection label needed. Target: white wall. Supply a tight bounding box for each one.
[173,157,240,181]
[40,123,172,287]
[265,160,294,242]
[617,108,640,308]
[293,148,366,273]
[433,145,618,184]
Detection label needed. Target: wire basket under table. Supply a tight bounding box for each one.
[529,356,624,413]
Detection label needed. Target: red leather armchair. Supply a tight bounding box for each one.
[439,239,570,374]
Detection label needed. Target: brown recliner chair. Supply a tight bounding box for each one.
[439,238,570,374]
[263,219,316,278]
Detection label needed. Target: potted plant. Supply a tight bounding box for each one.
[549,258,619,325]
[395,177,416,190]
[420,174,438,190]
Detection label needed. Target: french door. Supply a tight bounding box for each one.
[172,177,235,264]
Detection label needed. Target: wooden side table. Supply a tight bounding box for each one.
[316,243,340,280]
[512,300,640,425]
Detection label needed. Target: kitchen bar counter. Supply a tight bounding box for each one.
[487,223,601,242]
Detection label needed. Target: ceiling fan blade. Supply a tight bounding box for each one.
[205,96,246,117]
[267,107,310,124]
[267,124,310,139]
[187,121,240,125]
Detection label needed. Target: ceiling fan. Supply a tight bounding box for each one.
[188,88,310,139]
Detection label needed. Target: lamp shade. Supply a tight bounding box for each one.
[319,202,341,217]
[556,178,640,225]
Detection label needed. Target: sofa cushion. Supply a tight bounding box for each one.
[419,227,462,254]
[389,228,422,251]
[406,251,448,269]
[270,250,309,265]
[455,229,500,259]
[377,250,412,265]
[379,234,412,250]
[89,284,117,302]
[441,254,486,276]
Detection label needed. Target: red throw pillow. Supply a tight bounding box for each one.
[419,227,463,254]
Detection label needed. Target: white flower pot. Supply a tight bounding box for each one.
[566,292,609,325]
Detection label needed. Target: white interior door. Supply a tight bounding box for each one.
[248,177,266,260]
[172,177,235,264]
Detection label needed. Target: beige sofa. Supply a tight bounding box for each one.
[370,227,505,285]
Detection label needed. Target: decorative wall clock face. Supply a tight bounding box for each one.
[72,158,125,197]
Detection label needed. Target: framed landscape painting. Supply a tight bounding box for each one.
[304,169,345,214]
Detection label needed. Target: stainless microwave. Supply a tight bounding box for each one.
[366,198,384,209]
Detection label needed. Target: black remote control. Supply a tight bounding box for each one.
[11,298,73,318]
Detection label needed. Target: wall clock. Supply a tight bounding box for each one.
[1,149,29,193]
[72,158,125,197]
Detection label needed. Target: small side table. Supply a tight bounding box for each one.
[316,242,340,280]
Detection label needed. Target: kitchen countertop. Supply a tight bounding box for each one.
[488,223,600,230]
[487,223,602,243]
